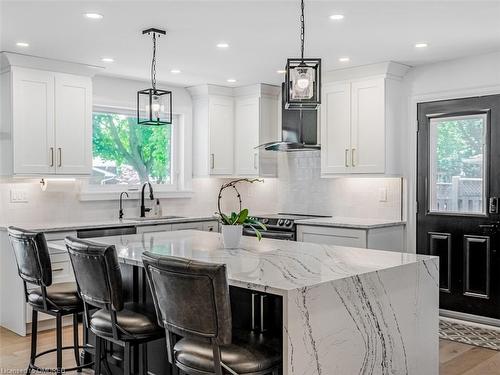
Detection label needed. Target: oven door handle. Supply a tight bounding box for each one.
[243,228,295,240]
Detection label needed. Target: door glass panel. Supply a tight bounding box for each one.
[429,114,487,214]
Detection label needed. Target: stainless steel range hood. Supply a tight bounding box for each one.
[257,83,320,152]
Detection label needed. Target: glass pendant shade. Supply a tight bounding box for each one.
[285,58,321,110]
[137,88,172,125]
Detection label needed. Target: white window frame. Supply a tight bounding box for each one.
[80,105,193,201]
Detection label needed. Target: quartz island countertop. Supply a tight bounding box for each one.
[48,229,434,295]
[47,230,438,374]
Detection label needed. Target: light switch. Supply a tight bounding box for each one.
[378,187,388,202]
[10,189,28,203]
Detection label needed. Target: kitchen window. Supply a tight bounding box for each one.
[81,106,191,200]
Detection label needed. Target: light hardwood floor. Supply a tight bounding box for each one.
[1,326,500,374]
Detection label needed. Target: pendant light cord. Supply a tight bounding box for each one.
[300,0,305,60]
[151,32,157,91]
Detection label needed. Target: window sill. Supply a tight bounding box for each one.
[79,190,194,201]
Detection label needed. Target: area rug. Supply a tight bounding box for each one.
[440,319,500,351]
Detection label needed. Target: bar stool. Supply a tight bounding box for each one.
[7,227,93,375]
[142,252,281,375]
[65,237,164,375]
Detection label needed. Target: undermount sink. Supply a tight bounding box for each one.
[123,216,184,222]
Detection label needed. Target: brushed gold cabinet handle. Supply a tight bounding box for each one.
[210,153,215,169]
[345,149,349,167]
[58,148,62,167]
[351,148,356,167]
[254,153,258,170]
[52,267,64,272]
[49,147,54,167]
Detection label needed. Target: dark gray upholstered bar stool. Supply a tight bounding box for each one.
[142,252,281,375]
[65,237,164,375]
[7,227,93,375]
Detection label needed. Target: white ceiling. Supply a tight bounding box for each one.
[1,1,500,87]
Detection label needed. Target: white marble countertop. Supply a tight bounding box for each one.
[0,216,217,233]
[48,230,433,295]
[295,216,406,229]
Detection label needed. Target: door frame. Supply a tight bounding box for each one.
[407,84,500,253]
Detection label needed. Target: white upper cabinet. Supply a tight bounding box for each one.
[12,68,55,175]
[234,96,260,175]
[1,64,92,176]
[321,82,350,174]
[321,62,409,176]
[54,73,92,175]
[350,78,385,173]
[189,84,279,177]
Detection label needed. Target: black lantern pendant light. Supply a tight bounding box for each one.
[284,0,321,110]
[137,28,173,125]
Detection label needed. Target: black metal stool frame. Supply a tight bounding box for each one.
[8,227,93,375]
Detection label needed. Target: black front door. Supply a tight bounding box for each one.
[417,94,500,319]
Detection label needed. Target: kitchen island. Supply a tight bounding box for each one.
[48,230,439,375]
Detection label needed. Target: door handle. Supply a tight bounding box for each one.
[351,148,356,167]
[345,149,349,167]
[57,148,62,167]
[49,147,54,167]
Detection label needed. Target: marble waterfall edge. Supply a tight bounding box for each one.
[284,258,439,375]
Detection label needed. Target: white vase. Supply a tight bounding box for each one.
[221,225,243,248]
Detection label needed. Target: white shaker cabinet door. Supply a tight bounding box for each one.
[54,73,92,175]
[235,97,259,176]
[209,96,234,175]
[321,82,351,174]
[12,68,55,174]
[350,78,385,173]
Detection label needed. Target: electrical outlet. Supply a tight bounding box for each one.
[10,189,28,203]
[378,187,388,202]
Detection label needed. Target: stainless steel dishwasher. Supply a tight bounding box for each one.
[76,226,137,239]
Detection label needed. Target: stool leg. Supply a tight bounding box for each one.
[124,342,131,375]
[94,337,102,375]
[27,309,38,375]
[140,343,148,375]
[55,313,63,375]
[72,313,82,371]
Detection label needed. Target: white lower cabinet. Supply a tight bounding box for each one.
[137,220,219,234]
[296,224,405,252]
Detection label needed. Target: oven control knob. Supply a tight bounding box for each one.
[261,218,269,224]
[284,219,292,226]
[278,219,284,226]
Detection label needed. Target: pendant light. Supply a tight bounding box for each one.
[284,0,321,110]
[137,28,173,125]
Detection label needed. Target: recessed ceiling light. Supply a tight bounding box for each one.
[329,14,344,20]
[16,42,29,47]
[415,42,428,48]
[84,13,103,19]
[170,69,181,74]
[338,57,350,62]
[227,78,237,83]
[277,70,286,74]
[217,42,229,49]
[101,57,114,63]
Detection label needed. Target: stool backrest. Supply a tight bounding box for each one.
[65,237,124,312]
[8,227,52,287]
[142,251,232,345]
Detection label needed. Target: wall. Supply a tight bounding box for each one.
[274,152,402,219]
[402,51,500,251]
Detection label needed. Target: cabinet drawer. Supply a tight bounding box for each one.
[136,224,172,234]
[202,221,219,232]
[51,260,74,283]
[171,222,203,231]
[297,225,367,248]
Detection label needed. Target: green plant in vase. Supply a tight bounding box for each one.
[215,179,267,247]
